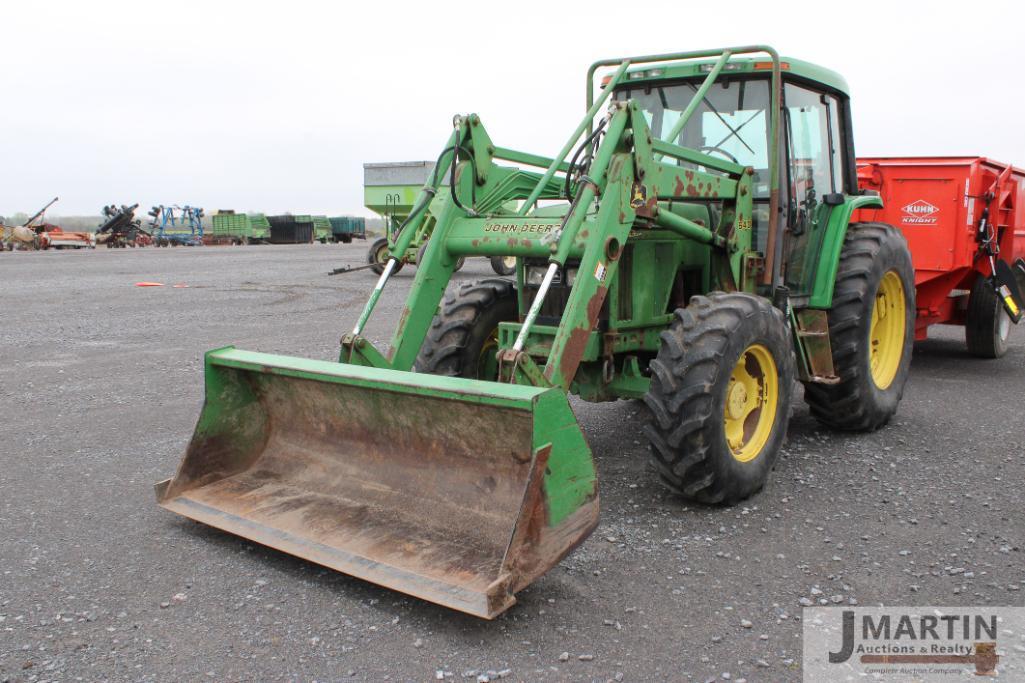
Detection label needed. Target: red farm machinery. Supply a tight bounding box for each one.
[856,157,1025,357]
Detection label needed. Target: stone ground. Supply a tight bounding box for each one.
[1,243,1022,682]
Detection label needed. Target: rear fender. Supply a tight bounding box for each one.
[807,194,885,309]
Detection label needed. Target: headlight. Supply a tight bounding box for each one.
[565,267,578,286]
[525,266,547,286]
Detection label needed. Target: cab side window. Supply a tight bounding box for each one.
[785,83,842,207]
[783,82,847,294]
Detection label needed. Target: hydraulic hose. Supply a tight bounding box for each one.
[564,117,608,201]
[448,145,478,216]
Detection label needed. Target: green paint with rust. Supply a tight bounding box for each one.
[532,390,597,525]
[190,347,270,457]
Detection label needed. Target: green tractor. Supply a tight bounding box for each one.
[157,46,914,619]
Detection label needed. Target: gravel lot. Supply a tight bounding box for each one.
[2,243,1023,682]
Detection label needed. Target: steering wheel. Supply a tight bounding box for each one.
[697,145,739,165]
[677,145,739,175]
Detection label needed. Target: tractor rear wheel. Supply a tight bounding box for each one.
[368,237,402,276]
[965,276,1010,358]
[803,222,914,431]
[643,292,795,504]
[415,278,517,380]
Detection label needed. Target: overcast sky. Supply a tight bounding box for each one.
[3,1,1023,217]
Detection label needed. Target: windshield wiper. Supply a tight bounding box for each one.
[710,109,762,153]
[686,82,756,155]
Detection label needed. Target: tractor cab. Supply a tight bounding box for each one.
[611,58,857,304]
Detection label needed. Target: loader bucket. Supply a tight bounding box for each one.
[155,347,598,618]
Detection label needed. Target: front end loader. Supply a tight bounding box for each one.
[157,46,915,618]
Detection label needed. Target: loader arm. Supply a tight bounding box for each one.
[345,107,758,388]
[342,45,781,385]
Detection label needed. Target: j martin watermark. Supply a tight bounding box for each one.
[803,607,1025,681]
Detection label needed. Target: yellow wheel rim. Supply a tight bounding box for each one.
[869,270,906,390]
[723,344,779,463]
[476,327,500,380]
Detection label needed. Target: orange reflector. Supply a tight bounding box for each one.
[600,74,612,88]
[754,61,790,70]
[134,282,164,287]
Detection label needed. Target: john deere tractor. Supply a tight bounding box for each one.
[157,46,915,618]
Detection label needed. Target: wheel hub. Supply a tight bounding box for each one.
[726,381,750,420]
[998,308,1011,341]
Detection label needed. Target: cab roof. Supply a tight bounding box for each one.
[616,56,849,96]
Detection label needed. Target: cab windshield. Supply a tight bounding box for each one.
[613,77,771,198]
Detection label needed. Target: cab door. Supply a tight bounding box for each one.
[781,82,848,298]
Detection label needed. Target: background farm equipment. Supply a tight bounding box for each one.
[856,157,1025,357]
[364,161,516,276]
[210,211,271,244]
[149,205,204,247]
[328,216,366,243]
[95,204,148,248]
[313,215,333,243]
[159,46,918,618]
[2,196,59,250]
[267,215,315,243]
[38,224,95,249]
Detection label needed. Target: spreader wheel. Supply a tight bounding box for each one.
[643,292,795,504]
[490,256,517,276]
[415,278,517,381]
[803,222,915,431]
[367,237,402,276]
[416,240,465,272]
[965,276,1011,358]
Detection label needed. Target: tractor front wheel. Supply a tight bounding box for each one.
[965,276,1011,358]
[415,279,517,380]
[803,222,915,431]
[367,237,402,276]
[643,292,795,504]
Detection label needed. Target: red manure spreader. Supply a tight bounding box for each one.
[38,225,95,249]
[855,156,1025,357]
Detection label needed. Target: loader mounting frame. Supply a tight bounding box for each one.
[342,46,788,399]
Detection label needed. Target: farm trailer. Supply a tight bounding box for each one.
[328,216,367,243]
[209,212,272,245]
[364,161,517,276]
[856,157,1025,357]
